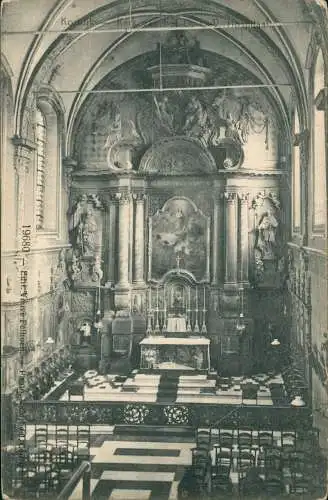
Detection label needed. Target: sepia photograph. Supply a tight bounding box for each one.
[1,1,328,499]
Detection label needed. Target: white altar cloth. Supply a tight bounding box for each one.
[140,336,210,345]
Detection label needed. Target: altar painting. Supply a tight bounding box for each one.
[151,198,208,280]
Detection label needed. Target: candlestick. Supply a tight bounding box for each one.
[194,286,200,333]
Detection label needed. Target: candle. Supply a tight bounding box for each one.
[203,286,206,310]
[149,287,152,311]
[196,286,198,310]
[156,286,159,309]
[188,287,191,310]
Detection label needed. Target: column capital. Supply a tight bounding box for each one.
[238,192,250,202]
[224,191,238,202]
[12,136,36,176]
[133,191,147,202]
[114,190,132,203]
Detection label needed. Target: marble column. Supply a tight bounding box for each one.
[212,194,220,284]
[224,191,238,285]
[108,195,117,283]
[239,192,249,284]
[134,193,146,283]
[116,191,131,287]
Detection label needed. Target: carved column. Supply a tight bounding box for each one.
[116,191,131,287]
[12,136,36,244]
[134,192,146,283]
[224,191,238,285]
[239,192,249,284]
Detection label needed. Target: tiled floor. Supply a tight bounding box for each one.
[69,434,194,500]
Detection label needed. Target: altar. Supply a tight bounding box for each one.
[140,336,210,372]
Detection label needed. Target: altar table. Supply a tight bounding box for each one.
[140,336,210,371]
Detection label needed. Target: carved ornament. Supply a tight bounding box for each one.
[139,136,217,176]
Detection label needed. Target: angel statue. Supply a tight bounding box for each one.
[182,96,209,144]
[104,102,122,167]
[153,95,174,134]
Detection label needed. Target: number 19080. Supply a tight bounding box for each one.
[21,226,31,252]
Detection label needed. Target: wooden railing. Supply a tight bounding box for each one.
[56,461,91,500]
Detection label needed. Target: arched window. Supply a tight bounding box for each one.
[35,93,62,235]
[312,49,326,230]
[292,109,301,230]
[36,108,46,230]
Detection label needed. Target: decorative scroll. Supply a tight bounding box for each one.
[150,197,209,281]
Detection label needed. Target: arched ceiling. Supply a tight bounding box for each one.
[2,0,327,146]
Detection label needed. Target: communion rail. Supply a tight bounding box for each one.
[21,400,312,431]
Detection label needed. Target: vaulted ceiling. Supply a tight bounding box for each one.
[2,0,327,153]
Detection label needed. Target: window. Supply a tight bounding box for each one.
[36,108,46,230]
[313,49,326,229]
[293,110,301,230]
[35,92,62,235]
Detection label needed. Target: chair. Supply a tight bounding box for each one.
[34,425,48,449]
[214,446,232,468]
[68,380,84,400]
[76,426,90,460]
[196,429,211,449]
[55,426,69,450]
[237,449,256,472]
[241,383,259,404]
[237,431,253,449]
[264,447,282,473]
[238,467,264,496]
[289,475,310,494]
[218,430,234,448]
[263,473,284,495]
[258,431,274,448]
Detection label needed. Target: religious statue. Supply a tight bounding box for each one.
[257,209,279,260]
[80,207,98,256]
[92,255,103,282]
[182,96,209,144]
[171,290,185,317]
[68,193,88,249]
[153,95,174,134]
[70,252,82,282]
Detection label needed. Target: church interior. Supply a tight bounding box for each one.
[1,1,328,499]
